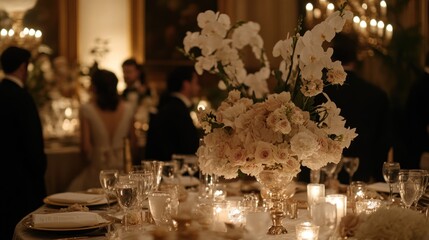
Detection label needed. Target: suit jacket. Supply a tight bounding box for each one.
[0,79,47,239]
[145,95,200,161]
[299,71,391,183]
[325,71,391,183]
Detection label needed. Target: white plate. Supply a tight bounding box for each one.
[43,196,116,207]
[23,215,110,232]
[367,182,399,193]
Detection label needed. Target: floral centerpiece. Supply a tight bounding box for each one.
[338,207,429,240]
[182,2,357,180]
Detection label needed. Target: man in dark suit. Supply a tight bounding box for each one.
[323,33,392,183]
[145,66,201,161]
[0,46,47,239]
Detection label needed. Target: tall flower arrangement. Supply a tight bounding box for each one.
[182,2,357,179]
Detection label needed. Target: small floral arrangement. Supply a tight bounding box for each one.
[182,2,357,178]
[338,207,429,240]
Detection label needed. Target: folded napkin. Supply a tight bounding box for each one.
[47,192,105,204]
[367,182,399,193]
[32,212,109,229]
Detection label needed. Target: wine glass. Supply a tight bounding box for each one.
[99,169,119,212]
[382,161,400,204]
[407,169,428,207]
[342,156,359,184]
[115,178,138,231]
[398,170,423,209]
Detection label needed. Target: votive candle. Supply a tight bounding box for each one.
[296,221,320,240]
[307,183,325,218]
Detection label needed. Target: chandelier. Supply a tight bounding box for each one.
[304,0,393,55]
[0,0,42,54]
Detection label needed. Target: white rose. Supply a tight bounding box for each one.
[290,130,320,158]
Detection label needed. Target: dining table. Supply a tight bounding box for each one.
[13,180,427,240]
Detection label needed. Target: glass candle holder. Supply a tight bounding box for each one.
[296,221,320,240]
[307,183,325,218]
[325,194,347,225]
[355,199,382,214]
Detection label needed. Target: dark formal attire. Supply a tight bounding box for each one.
[145,94,200,161]
[404,70,429,169]
[327,71,391,183]
[0,78,47,239]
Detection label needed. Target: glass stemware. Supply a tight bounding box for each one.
[99,169,119,212]
[115,178,138,231]
[398,170,423,209]
[342,156,359,184]
[382,162,400,204]
[407,169,428,207]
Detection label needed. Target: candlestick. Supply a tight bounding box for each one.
[369,19,377,34]
[296,221,320,240]
[385,24,393,43]
[380,0,387,17]
[377,20,385,38]
[325,194,347,225]
[326,3,334,16]
[306,3,314,25]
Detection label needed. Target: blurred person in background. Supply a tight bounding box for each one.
[0,46,47,239]
[323,33,392,183]
[145,66,201,161]
[68,69,136,191]
[405,52,429,170]
[121,58,150,111]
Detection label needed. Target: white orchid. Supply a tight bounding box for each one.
[182,2,357,179]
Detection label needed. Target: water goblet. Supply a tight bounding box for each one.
[342,156,359,184]
[398,170,423,209]
[115,178,138,231]
[382,161,400,204]
[99,169,119,212]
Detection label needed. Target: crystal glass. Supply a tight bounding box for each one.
[342,156,359,183]
[148,190,173,227]
[256,169,294,235]
[382,161,400,204]
[312,202,336,240]
[115,178,138,230]
[128,170,153,209]
[407,169,429,207]
[398,170,423,209]
[99,169,119,212]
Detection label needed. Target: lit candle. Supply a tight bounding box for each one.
[325,194,347,225]
[380,0,387,17]
[306,3,314,25]
[307,183,325,218]
[326,3,335,16]
[359,20,368,36]
[353,16,361,30]
[385,24,393,43]
[377,20,385,38]
[370,19,377,34]
[296,221,320,240]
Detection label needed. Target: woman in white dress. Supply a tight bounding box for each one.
[68,69,135,191]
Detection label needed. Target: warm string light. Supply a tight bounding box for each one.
[304,0,393,54]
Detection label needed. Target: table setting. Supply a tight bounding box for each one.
[13,1,429,239]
